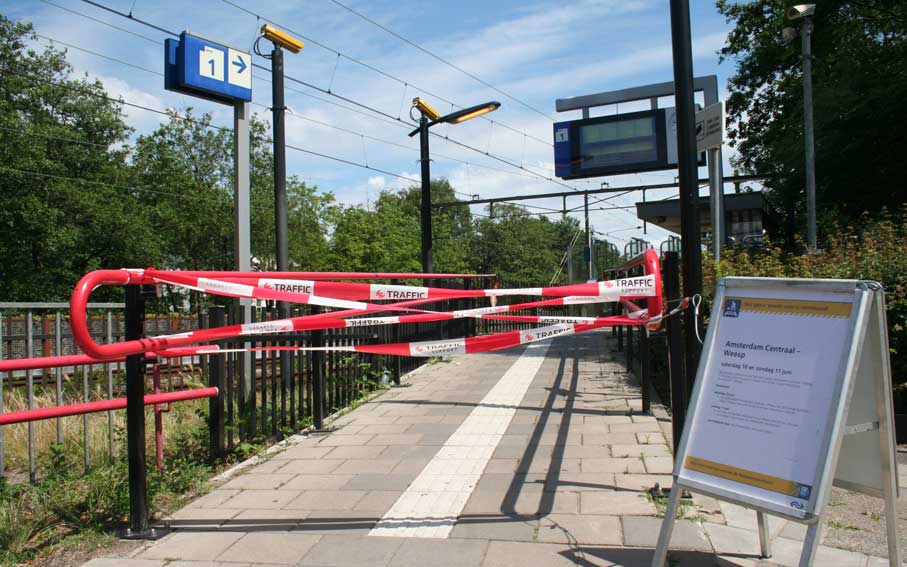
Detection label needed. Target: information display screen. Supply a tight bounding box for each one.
[578,115,658,171]
[553,108,679,179]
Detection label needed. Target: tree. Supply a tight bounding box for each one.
[470,204,579,285]
[388,180,475,274]
[0,17,141,300]
[718,1,907,244]
[131,112,335,275]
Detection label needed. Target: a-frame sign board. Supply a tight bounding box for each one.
[652,278,901,567]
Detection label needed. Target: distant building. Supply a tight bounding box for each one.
[635,191,779,246]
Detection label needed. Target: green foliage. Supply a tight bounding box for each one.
[0,16,142,301]
[471,204,580,285]
[706,209,907,407]
[717,1,907,241]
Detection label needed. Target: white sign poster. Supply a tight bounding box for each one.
[679,286,855,517]
[695,102,723,152]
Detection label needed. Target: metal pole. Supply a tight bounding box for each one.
[640,328,651,414]
[663,252,686,455]
[271,46,292,425]
[234,99,254,437]
[801,16,817,251]
[122,285,150,538]
[419,116,433,274]
[708,147,724,261]
[670,0,704,377]
[584,194,592,281]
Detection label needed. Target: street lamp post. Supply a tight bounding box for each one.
[785,4,817,251]
[257,24,305,427]
[410,98,500,274]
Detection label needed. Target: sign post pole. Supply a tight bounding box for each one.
[234,100,253,435]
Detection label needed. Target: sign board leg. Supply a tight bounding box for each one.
[874,293,902,566]
[650,487,681,567]
[798,523,822,567]
[756,511,772,558]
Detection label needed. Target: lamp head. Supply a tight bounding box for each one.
[260,24,304,53]
[412,97,441,121]
[441,101,501,124]
[786,4,815,20]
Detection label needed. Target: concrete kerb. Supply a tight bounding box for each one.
[207,361,434,486]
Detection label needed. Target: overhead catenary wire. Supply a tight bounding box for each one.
[29,26,538,194]
[324,0,557,122]
[53,2,650,227]
[219,0,553,148]
[72,0,613,205]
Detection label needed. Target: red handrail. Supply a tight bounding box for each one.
[0,387,218,426]
[603,249,664,329]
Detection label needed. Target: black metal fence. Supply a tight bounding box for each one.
[202,276,553,458]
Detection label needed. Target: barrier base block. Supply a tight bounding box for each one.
[118,523,171,541]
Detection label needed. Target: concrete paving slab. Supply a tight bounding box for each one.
[581,491,657,516]
[82,560,166,567]
[140,531,245,561]
[300,534,402,566]
[218,531,321,564]
[537,514,623,545]
[450,515,538,542]
[277,459,344,475]
[622,516,710,551]
[281,473,354,491]
[219,473,295,491]
[325,445,386,459]
[221,490,302,510]
[285,490,367,511]
[387,538,489,567]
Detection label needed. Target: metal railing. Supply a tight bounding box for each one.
[0,303,207,481]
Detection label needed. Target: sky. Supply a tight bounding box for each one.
[5,0,744,251]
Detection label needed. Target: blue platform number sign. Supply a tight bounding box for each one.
[165,32,251,105]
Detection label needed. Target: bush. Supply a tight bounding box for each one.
[704,208,907,409]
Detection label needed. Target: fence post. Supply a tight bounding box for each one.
[663,251,687,455]
[626,322,634,372]
[640,327,651,414]
[208,306,226,462]
[311,306,325,429]
[121,284,152,538]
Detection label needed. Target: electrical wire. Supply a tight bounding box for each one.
[220,0,553,147]
[73,0,608,205]
[37,0,160,44]
[325,0,556,122]
[53,2,646,225]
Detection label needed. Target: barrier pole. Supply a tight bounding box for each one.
[663,252,686,455]
[122,285,151,538]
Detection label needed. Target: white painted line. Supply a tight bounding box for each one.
[369,341,551,538]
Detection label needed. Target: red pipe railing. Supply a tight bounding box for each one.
[0,387,218,426]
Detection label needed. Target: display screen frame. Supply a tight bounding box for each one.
[559,109,668,179]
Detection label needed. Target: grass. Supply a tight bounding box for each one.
[0,375,213,566]
[646,490,707,523]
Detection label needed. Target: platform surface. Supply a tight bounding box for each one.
[84,332,903,566]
